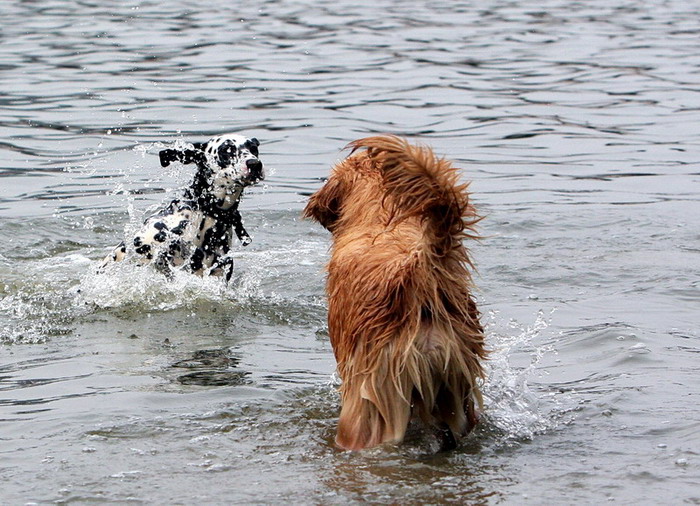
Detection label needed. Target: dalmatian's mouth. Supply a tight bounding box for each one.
[222,160,265,188]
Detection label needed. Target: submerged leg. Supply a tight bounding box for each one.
[435,423,457,452]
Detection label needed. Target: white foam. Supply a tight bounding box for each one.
[480,309,575,443]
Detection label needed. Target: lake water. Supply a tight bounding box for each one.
[1,0,699,503]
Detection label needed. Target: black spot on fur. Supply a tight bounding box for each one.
[171,220,188,235]
[135,244,151,256]
[190,248,205,272]
[134,237,152,257]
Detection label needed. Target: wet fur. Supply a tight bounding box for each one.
[304,135,486,451]
[103,134,264,281]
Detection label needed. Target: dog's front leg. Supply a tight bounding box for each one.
[210,255,235,283]
[232,210,252,246]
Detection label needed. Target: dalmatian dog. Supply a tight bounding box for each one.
[102,133,264,281]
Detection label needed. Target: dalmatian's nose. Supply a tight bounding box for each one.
[246,159,264,180]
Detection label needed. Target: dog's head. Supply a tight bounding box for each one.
[302,142,370,232]
[303,138,392,231]
[303,172,346,232]
[160,133,264,209]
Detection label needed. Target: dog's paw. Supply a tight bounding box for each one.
[210,256,235,283]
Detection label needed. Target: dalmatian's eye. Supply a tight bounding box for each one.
[216,140,238,167]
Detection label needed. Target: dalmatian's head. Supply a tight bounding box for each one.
[159,133,264,209]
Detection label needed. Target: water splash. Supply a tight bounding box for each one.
[0,254,90,344]
[75,231,327,321]
[76,260,230,311]
[479,308,575,444]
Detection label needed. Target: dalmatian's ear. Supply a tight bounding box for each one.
[159,142,207,167]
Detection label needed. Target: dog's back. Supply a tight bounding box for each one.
[305,136,486,450]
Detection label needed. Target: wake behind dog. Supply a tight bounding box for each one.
[304,135,486,451]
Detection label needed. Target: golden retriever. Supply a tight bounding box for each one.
[304,135,486,451]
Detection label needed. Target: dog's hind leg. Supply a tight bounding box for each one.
[98,241,127,272]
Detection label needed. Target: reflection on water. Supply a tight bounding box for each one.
[1,0,699,503]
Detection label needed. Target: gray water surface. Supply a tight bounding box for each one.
[1,0,699,504]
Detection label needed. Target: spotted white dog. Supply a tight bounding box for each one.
[103,133,264,281]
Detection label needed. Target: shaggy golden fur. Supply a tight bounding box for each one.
[304,136,486,451]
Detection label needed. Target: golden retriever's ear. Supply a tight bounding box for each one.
[303,175,344,231]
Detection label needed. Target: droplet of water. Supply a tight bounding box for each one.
[629,343,650,353]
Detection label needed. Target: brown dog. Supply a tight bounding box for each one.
[304,136,486,451]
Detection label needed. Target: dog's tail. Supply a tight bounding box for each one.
[347,135,480,256]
